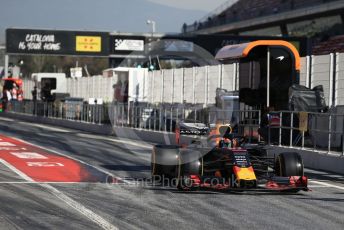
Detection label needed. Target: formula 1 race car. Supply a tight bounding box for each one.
[151,124,308,192]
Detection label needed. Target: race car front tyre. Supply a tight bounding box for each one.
[151,145,179,180]
[275,152,304,177]
[177,151,202,191]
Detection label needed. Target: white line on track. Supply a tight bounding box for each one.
[309,180,344,191]
[0,159,118,230]
[308,185,330,188]
[0,159,33,182]
[18,122,72,133]
[0,117,15,122]
[41,183,118,230]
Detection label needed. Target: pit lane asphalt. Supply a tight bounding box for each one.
[0,117,343,230]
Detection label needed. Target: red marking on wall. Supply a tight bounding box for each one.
[0,135,97,182]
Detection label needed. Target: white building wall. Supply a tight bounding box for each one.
[152,71,163,103]
[311,54,332,107]
[336,53,344,106]
[194,66,206,104]
[183,68,194,103]
[163,69,173,104]
[19,53,344,106]
[146,71,154,103]
[22,79,35,100]
[173,68,184,104]
[299,56,308,87]
[207,65,221,105]
[222,64,235,91]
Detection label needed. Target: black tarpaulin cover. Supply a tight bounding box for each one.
[289,84,327,112]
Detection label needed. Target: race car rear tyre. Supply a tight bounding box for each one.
[151,145,179,180]
[275,152,304,177]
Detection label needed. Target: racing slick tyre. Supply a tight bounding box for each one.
[275,152,304,177]
[177,150,203,191]
[151,145,179,181]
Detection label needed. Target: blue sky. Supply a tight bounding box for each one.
[0,0,228,43]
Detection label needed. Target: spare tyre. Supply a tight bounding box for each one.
[275,152,304,177]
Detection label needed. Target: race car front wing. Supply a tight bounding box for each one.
[181,175,309,192]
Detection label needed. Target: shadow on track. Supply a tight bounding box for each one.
[295,197,344,202]
[101,165,150,172]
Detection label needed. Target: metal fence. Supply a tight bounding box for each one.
[108,103,260,137]
[9,100,105,124]
[6,100,260,136]
[266,110,344,156]
[5,100,343,155]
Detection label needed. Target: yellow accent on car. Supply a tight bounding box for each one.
[234,166,257,181]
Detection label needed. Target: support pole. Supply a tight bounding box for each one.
[267,48,271,108]
[4,55,9,78]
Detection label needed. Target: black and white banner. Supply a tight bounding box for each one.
[114,39,144,51]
